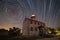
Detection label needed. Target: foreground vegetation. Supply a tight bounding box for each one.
[0,35,57,40]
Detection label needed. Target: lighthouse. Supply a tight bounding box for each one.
[31,14,36,20]
[22,13,46,37]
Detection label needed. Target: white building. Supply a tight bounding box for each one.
[22,14,46,36]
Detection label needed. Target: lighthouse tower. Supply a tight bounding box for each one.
[31,14,36,20]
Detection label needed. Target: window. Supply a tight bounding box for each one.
[35,27,37,31]
[31,27,33,31]
[31,21,32,24]
[35,22,36,24]
[38,22,39,25]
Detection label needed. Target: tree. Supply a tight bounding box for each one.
[57,26,60,31]
[49,28,56,35]
[8,27,21,37]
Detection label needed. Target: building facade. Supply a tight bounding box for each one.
[22,14,47,36]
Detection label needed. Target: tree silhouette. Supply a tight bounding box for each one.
[8,27,21,37]
[49,28,56,35]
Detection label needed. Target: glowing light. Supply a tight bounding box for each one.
[55,30,60,35]
[32,14,35,17]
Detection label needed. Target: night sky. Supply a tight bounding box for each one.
[0,0,60,30]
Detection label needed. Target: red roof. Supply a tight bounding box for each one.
[24,18,45,24]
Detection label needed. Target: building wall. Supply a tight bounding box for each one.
[28,22,39,36]
[23,19,29,36]
[22,18,46,36]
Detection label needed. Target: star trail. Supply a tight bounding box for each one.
[0,0,60,30]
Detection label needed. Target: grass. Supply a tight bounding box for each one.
[0,35,59,40]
